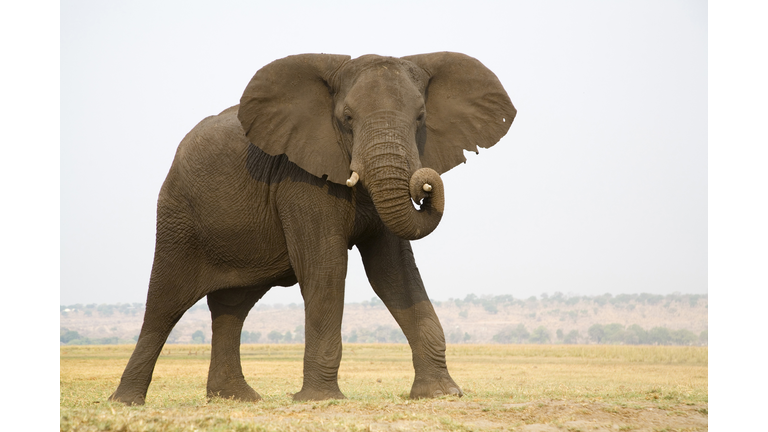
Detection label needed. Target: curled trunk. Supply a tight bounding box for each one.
[356,117,445,240]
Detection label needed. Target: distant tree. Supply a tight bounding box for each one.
[61,328,81,344]
[369,297,384,308]
[638,293,664,305]
[623,324,648,345]
[97,304,114,317]
[448,330,463,344]
[284,331,293,343]
[267,330,283,343]
[593,294,612,306]
[482,300,498,314]
[648,327,671,345]
[563,330,580,344]
[241,331,261,344]
[556,329,564,340]
[493,324,529,344]
[387,327,406,343]
[670,329,698,346]
[602,323,625,344]
[529,326,551,344]
[191,330,206,344]
[610,294,634,305]
[458,309,468,318]
[166,327,182,344]
[688,294,702,307]
[588,324,605,343]
[293,325,305,343]
[347,330,358,343]
[699,330,708,345]
[463,332,472,343]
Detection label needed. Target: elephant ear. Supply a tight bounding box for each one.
[402,52,516,174]
[238,54,351,184]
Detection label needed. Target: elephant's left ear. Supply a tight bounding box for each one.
[402,52,516,174]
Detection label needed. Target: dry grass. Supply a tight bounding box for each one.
[61,344,707,431]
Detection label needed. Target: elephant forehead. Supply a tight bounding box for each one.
[341,68,426,115]
[342,55,429,90]
[349,54,401,70]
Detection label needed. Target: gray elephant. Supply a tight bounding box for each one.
[109,52,515,405]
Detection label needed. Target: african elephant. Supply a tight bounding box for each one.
[109,52,515,405]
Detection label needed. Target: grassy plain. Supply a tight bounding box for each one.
[61,344,707,431]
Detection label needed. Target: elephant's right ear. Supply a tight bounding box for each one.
[238,54,351,184]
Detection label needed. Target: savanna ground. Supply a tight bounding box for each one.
[61,344,707,431]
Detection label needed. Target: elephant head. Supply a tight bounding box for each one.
[238,52,515,240]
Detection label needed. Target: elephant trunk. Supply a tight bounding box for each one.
[355,114,445,240]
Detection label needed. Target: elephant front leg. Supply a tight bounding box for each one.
[358,233,462,399]
[288,238,348,401]
[206,287,266,401]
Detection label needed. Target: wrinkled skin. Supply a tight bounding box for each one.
[109,52,516,405]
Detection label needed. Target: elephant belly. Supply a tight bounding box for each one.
[192,201,296,288]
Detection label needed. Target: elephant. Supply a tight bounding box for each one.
[109,52,515,405]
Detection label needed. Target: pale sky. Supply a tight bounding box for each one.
[3,3,768,425]
[59,0,708,305]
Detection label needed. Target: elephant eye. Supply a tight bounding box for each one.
[342,107,353,126]
[416,112,425,123]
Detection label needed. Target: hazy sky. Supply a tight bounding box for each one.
[60,0,707,306]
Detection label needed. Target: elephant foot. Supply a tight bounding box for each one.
[409,375,463,399]
[108,389,146,406]
[292,386,346,402]
[207,379,262,402]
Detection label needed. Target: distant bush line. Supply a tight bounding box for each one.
[60,292,707,318]
[60,293,707,346]
[443,292,707,315]
[60,328,138,345]
[491,323,707,346]
[61,322,706,347]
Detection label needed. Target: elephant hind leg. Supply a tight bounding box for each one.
[109,288,202,405]
[206,286,268,402]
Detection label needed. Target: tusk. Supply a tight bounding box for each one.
[422,183,432,192]
[346,171,359,187]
